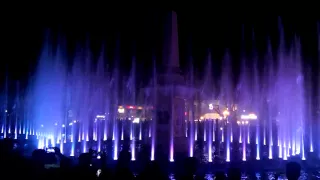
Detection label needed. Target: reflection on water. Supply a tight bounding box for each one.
[168,171,313,180]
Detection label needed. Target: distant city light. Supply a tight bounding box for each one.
[241,113,257,120]
[133,118,140,124]
[208,104,214,110]
[223,110,230,118]
[238,120,251,125]
[118,108,125,113]
[96,115,105,118]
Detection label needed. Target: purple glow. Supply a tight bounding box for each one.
[239,127,242,143]
[139,122,142,140]
[189,107,194,157]
[195,123,198,141]
[113,111,118,160]
[130,123,133,140]
[169,123,174,162]
[226,120,230,162]
[221,128,224,142]
[131,122,135,161]
[150,57,157,161]
[204,121,206,142]
[121,123,124,140]
[208,120,212,162]
[242,127,246,161]
[247,127,250,144]
[256,124,260,160]
[131,141,136,161]
[0,12,318,164]
[230,125,233,143]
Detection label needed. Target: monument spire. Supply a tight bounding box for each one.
[164,11,179,68]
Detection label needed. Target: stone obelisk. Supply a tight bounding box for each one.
[154,11,188,158]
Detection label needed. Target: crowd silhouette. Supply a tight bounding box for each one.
[0,139,303,180]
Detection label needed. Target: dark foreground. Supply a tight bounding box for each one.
[1,139,319,179]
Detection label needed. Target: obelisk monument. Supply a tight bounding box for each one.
[154,11,188,159]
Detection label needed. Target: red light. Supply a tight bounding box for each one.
[127,106,135,109]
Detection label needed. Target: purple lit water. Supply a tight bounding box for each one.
[0,17,318,174]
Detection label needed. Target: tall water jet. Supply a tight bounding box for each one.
[317,23,320,158]
[128,53,137,161]
[220,50,232,159]
[276,19,306,160]
[237,48,251,148]
[195,121,198,141]
[242,126,246,161]
[95,45,106,152]
[71,45,84,147]
[2,75,8,138]
[265,38,275,159]
[293,37,306,160]
[187,48,195,157]
[226,115,230,162]
[169,85,174,162]
[104,69,112,142]
[13,82,20,140]
[203,121,206,142]
[80,41,93,152]
[150,54,157,161]
[203,50,213,162]
[32,34,67,149]
[254,58,260,160]
[305,66,313,153]
[112,39,120,160]
[237,45,251,154]
[139,121,142,140]
[252,31,261,160]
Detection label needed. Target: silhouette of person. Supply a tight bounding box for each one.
[185,157,197,179]
[228,167,241,180]
[286,162,301,180]
[137,161,167,180]
[114,150,134,179]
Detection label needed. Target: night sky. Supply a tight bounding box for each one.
[2,9,319,95]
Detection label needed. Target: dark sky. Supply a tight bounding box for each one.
[2,9,320,91]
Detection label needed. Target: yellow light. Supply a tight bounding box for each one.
[118,108,125,113]
[223,110,230,117]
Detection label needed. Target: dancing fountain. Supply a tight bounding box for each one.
[317,23,320,159]
[0,12,318,166]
